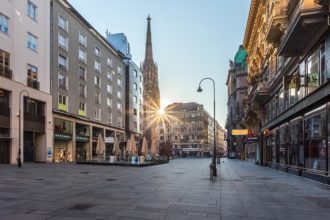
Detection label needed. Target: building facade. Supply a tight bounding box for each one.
[159,102,211,157]
[216,122,227,157]
[141,16,160,153]
[0,0,53,164]
[244,0,330,183]
[106,33,144,144]
[225,46,248,159]
[50,0,126,162]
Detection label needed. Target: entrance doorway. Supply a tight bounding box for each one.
[24,131,34,162]
[0,139,10,163]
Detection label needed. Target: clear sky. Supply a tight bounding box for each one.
[68,0,250,128]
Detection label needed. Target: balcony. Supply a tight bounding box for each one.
[0,68,12,79]
[24,112,45,133]
[27,78,40,90]
[265,1,288,44]
[279,0,327,56]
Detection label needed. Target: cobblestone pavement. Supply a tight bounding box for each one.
[0,158,220,220]
[0,158,330,220]
[220,159,330,220]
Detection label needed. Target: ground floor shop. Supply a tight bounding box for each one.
[262,102,330,183]
[53,114,125,162]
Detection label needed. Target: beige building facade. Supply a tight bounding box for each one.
[0,0,53,164]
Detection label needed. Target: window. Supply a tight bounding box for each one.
[58,94,67,105]
[107,84,112,94]
[107,97,112,108]
[133,122,138,130]
[58,33,68,50]
[78,67,86,80]
[139,74,142,82]
[58,74,67,89]
[117,66,122,74]
[0,50,10,77]
[140,87,142,94]
[133,82,137,90]
[94,61,101,72]
[117,78,121,87]
[95,47,100,57]
[94,108,101,120]
[27,64,38,81]
[304,109,327,171]
[107,112,112,124]
[133,108,137,116]
[79,84,86,98]
[27,33,37,52]
[58,54,67,69]
[0,14,9,34]
[117,102,122,111]
[58,15,68,32]
[95,91,101,104]
[133,95,137,103]
[306,50,320,95]
[79,102,86,111]
[118,116,122,127]
[107,57,112,67]
[27,1,37,21]
[94,76,100,88]
[79,32,86,46]
[27,64,38,89]
[107,70,112,81]
[79,49,86,62]
[134,70,138,77]
[117,90,121,99]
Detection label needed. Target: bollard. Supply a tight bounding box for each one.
[210,163,214,180]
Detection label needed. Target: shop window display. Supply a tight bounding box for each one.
[288,118,303,167]
[304,108,326,172]
[279,124,287,165]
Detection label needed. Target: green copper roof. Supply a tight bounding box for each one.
[234,45,247,67]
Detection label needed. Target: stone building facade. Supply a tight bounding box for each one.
[243,0,330,183]
[159,102,216,157]
[226,46,248,159]
[50,0,126,162]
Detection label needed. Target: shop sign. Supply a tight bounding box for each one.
[246,136,258,142]
[76,135,89,142]
[183,148,198,152]
[47,147,52,159]
[104,137,114,143]
[54,133,72,141]
[232,129,248,135]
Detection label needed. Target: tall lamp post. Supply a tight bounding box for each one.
[18,90,29,167]
[197,78,217,176]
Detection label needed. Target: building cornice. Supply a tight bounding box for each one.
[243,0,260,49]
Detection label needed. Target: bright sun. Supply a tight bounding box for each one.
[158,108,165,115]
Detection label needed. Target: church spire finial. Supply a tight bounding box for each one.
[145,15,153,61]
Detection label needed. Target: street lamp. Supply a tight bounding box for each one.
[18,90,29,167]
[197,77,217,177]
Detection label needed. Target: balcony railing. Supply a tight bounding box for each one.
[0,68,12,79]
[27,78,40,90]
[24,112,45,123]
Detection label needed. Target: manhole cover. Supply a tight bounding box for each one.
[69,203,94,210]
[80,171,90,174]
[105,178,116,182]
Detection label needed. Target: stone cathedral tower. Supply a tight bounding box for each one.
[141,15,160,150]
